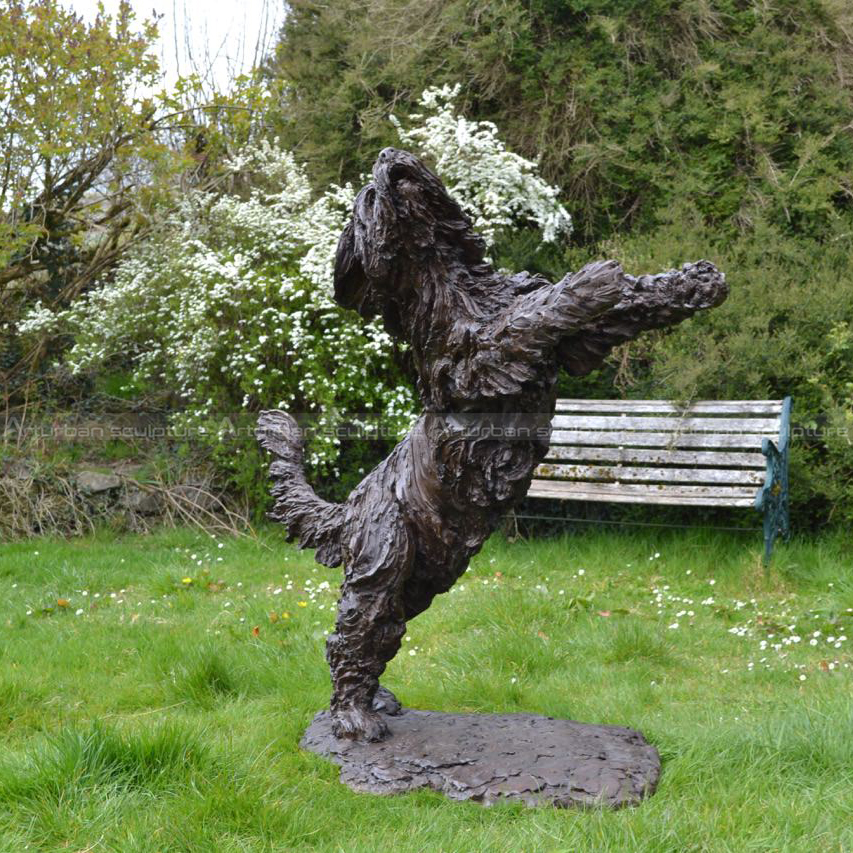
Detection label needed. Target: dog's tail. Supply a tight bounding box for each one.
[256,410,344,567]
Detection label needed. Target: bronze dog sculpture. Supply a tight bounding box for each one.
[257,147,727,742]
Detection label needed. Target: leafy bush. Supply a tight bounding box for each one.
[19,142,411,499]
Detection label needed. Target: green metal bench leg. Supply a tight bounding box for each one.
[757,396,792,565]
[763,504,776,563]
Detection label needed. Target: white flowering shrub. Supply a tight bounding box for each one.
[21,141,415,478]
[19,92,572,492]
[391,84,572,246]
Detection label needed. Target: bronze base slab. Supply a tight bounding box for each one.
[301,708,660,808]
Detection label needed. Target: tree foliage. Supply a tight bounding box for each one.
[0,0,277,406]
[0,0,163,302]
[5,0,853,527]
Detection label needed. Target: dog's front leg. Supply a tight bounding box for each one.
[490,261,625,363]
[326,500,413,742]
[490,259,725,378]
[555,259,727,376]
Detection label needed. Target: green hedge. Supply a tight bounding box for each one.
[268,0,853,241]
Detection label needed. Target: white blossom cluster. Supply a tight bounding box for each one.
[391,84,572,246]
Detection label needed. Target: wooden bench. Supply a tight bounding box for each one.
[527,397,792,560]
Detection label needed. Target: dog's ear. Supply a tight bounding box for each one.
[333,221,372,314]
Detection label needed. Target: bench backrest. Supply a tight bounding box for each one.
[527,399,786,507]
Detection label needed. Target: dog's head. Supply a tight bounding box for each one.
[333,148,487,335]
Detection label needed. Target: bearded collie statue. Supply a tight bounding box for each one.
[257,148,727,742]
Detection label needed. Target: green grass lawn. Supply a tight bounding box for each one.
[0,525,851,852]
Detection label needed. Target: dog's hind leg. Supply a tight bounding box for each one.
[325,501,413,742]
[401,550,472,623]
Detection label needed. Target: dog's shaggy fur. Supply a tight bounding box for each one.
[257,148,727,742]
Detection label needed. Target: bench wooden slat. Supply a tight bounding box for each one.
[543,446,767,468]
[550,430,770,449]
[550,415,780,433]
[534,463,766,486]
[554,399,784,415]
[526,479,757,507]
